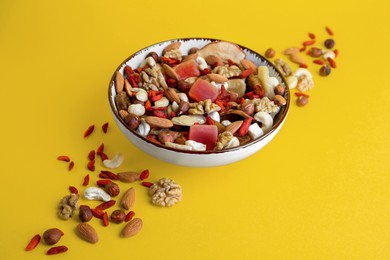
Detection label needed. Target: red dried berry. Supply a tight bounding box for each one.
[57,156,70,162]
[82,174,90,186]
[139,169,150,180]
[83,124,95,138]
[102,122,109,133]
[46,245,68,255]
[69,186,78,194]
[25,234,41,251]
[68,161,75,171]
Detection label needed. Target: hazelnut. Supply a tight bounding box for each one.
[43,228,63,245]
[324,39,335,49]
[319,65,331,76]
[124,113,140,130]
[188,47,199,55]
[264,48,275,59]
[110,209,126,224]
[105,182,120,197]
[146,51,159,63]
[79,205,93,222]
[274,85,285,95]
[177,80,191,93]
[273,95,287,106]
[296,95,309,107]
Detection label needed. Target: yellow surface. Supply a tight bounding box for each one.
[1,0,390,259]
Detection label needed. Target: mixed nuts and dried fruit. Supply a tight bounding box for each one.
[26,122,182,255]
[26,26,338,255]
[114,40,289,152]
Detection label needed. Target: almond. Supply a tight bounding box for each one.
[163,64,178,80]
[117,172,140,183]
[120,187,135,210]
[164,88,181,104]
[115,71,124,93]
[206,73,228,83]
[164,41,181,53]
[76,223,98,244]
[225,120,243,134]
[145,116,173,128]
[121,218,143,238]
[240,59,257,72]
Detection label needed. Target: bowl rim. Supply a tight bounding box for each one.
[108,37,290,155]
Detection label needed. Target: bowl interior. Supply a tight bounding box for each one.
[108,38,290,155]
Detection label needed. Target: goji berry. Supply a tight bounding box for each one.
[83,124,95,138]
[142,181,154,188]
[294,92,310,98]
[238,117,252,137]
[68,161,74,171]
[82,174,90,186]
[57,155,70,162]
[153,110,168,118]
[313,59,325,65]
[100,170,118,180]
[303,40,315,46]
[308,32,316,39]
[25,234,41,251]
[69,186,78,194]
[240,67,254,78]
[46,245,68,255]
[91,209,104,219]
[97,143,104,155]
[102,122,109,133]
[95,200,116,210]
[102,212,109,227]
[88,150,95,161]
[96,179,112,187]
[327,57,336,68]
[99,153,109,161]
[125,211,135,222]
[325,26,334,36]
[205,116,215,125]
[151,93,164,102]
[200,68,211,75]
[139,169,150,180]
[123,65,134,78]
[87,159,95,172]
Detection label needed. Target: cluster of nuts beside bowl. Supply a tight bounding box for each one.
[113,40,288,152]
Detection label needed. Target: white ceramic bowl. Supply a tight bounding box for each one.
[108,38,290,167]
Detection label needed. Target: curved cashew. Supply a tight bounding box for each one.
[84,187,111,202]
[323,50,335,60]
[137,119,150,136]
[165,142,193,151]
[225,137,240,149]
[293,68,312,79]
[154,96,169,108]
[185,140,207,151]
[286,75,298,89]
[258,66,278,100]
[254,111,273,133]
[208,111,220,122]
[103,153,124,169]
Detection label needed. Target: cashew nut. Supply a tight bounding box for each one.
[293,68,313,79]
[128,103,145,116]
[137,118,150,136]
[254,111,273,133]
[257,66,278,100]
[286,75,298,89]
[185,140,207,151]
[323,50,335,60]
[84,187,111,202]
[154,96,169,108]
[134,88,148,102]
[103,153,124,169]
[165,142,193,151]
[225,137,240,149]
[208,111,220,122]
[177,92,189,102]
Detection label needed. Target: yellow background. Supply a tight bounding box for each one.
[1,0,390,259]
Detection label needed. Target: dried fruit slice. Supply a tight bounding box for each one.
[188,124,218,150]
[188,78,218,102]
[197,41,246,64]
[173,59,200,80]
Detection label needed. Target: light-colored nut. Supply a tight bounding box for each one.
[226,78,246,98]
[134,88,148,102]
[323,50,335,60]
[128,104,145,117]
[57,194,79,220]
[120,187,135,210]
[149,178,182,207]
[286,76,298,89]
[165,142,193,151]
[185,140,207,151]
[103,153,124,169]
[225,136,240,149]
[254,111,273,133]
[177,93,189,102]
[145,116,174,128]
[84,187,111,202]
[121,218,143,238]
[208,111,220,122]
[196,56,208,70]
[137,118,150,136]
[76,223,99,244]
[154,96,169,108]
[171,115,196,126]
